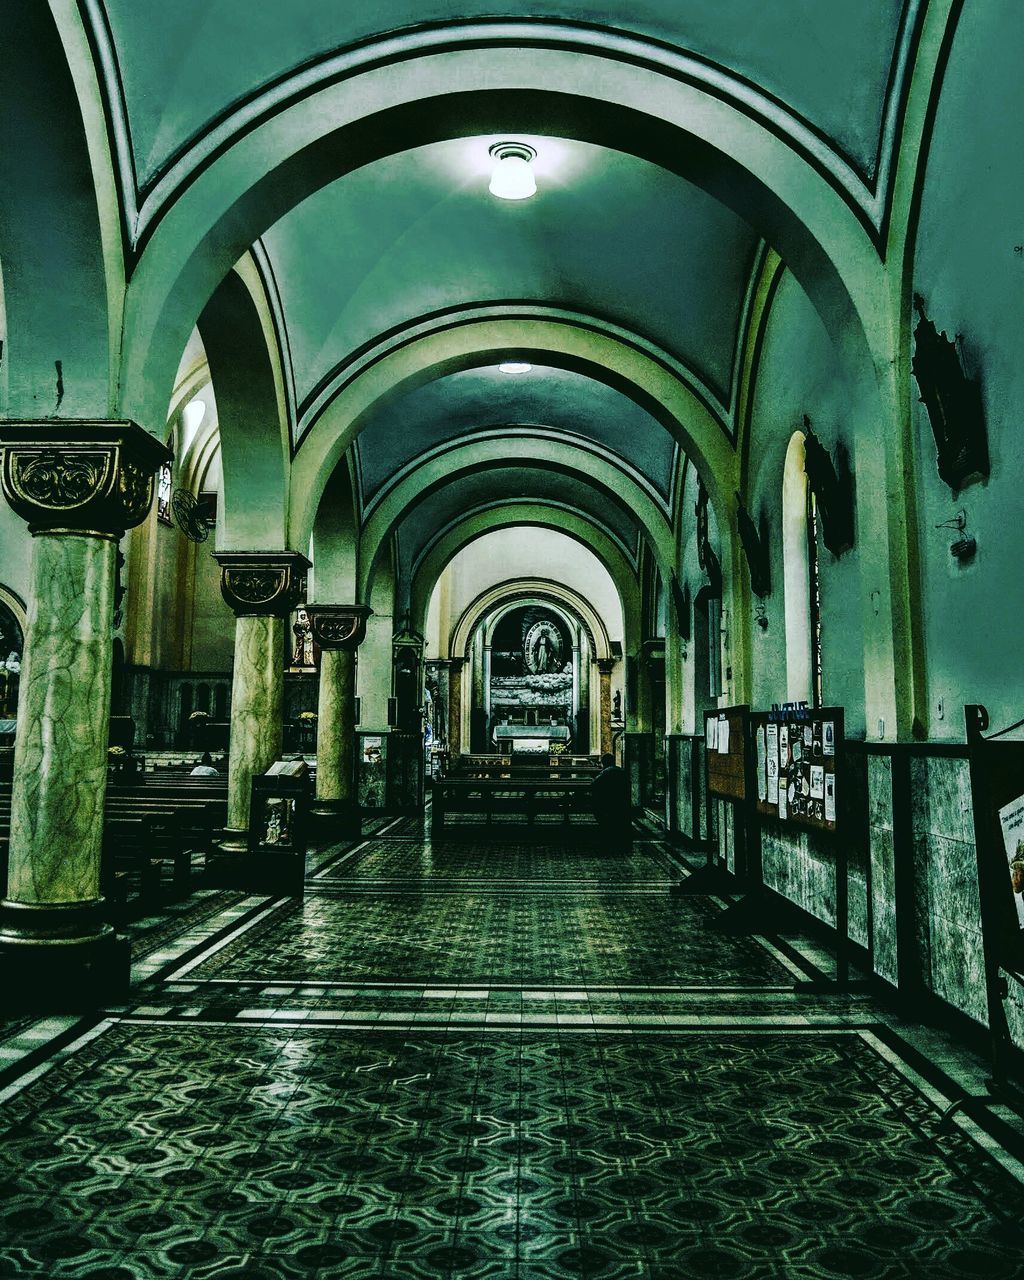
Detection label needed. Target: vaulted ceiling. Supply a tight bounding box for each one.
[78,0,922,593]
[93,1,914,192]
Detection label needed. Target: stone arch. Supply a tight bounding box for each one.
[292,320,713,551]
[411,505,640,651]
[456,583,612,665]
[105,25,921,731]
[309,455,359,605]
[1,3,121,416]
[116,32,894,444]
[196,265,289,549]
[0,585,28,644]
[358,435,673,607]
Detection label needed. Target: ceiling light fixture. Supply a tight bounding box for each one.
[499,362,532,374]
[488,142,537,200]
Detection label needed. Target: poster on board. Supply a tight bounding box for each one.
[766,724,779,805]
[756,725,767,802]
[999,794,1024,930]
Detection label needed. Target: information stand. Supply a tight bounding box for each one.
[705,705,751,805]
[966,704,1024,1112]
[725,704,856,987]
[248,759,310,895]
[675,706,751,896]
[749,706,843,834]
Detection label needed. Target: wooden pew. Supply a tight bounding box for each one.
[430,775,598,835]
[0,774,228,910]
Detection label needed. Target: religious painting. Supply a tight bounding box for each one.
[489,605,576,747]
[524,619,563,674]
[156,461,173,525]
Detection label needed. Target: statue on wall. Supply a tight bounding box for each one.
[524,619,563,674]
[612,689,623,722]
[291,605,315,667]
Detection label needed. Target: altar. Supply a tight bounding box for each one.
[492,722,571,753]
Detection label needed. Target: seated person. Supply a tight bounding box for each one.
[590,752,632,850]
[190,751,220,777]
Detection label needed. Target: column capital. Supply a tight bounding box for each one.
[449,656,466,672]
[0,420,171,536]
[596,658,617,675]
[307,604,373,651]
[214,550,311,617]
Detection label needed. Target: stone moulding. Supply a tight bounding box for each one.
[0,421,172,535]
[215,550,312,617]
[307,605,373,651]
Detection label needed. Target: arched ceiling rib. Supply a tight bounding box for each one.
[89,2,915,200]
[391,468,643,575]
[258,140,760,414]
[353,365,678,510]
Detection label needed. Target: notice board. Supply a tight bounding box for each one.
[966,704,1024,975]
[750,705,843,835]
[704,705,750,803]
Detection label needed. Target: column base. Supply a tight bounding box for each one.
[310,799,362,842]
[205,850,306,896]
[0,900,130,1011]
[217,828,250,854]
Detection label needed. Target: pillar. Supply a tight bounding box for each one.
[388,627,425,812]
[308,605,371,837]
[0,422,170,1006]
[214,551,309,855]
[448,657,464,757]
[578,644,591,753]
[597,658,615,757]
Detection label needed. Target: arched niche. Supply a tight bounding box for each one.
[452,580,614,665]
[411,505,639,647]
[0,586,26,721]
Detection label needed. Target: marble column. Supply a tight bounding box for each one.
[597,658,615,757]
[0,421,170,1006]
[215,552,309,853]
[307,605,371,836]
[482,644,492,725]
[578,648,591,753]
[448,657,465,758]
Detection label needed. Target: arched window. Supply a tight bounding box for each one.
[782,431,823,706]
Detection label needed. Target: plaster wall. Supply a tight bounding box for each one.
[745,271,866,738]
[910,0,1024,741]
[0,506,31,605]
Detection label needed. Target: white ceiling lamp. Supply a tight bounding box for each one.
[488,142,537,200]
[498,361,532,374]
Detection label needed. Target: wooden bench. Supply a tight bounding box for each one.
[430,776,598,834]
[0,775,228,910]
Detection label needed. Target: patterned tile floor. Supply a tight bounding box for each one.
[1,818,1023,1278]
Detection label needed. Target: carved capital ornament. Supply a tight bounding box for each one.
[214,551,312,617]
[307,605,373,651]
[0,422,172,536]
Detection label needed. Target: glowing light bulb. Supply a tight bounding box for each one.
[488,142,537,200]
